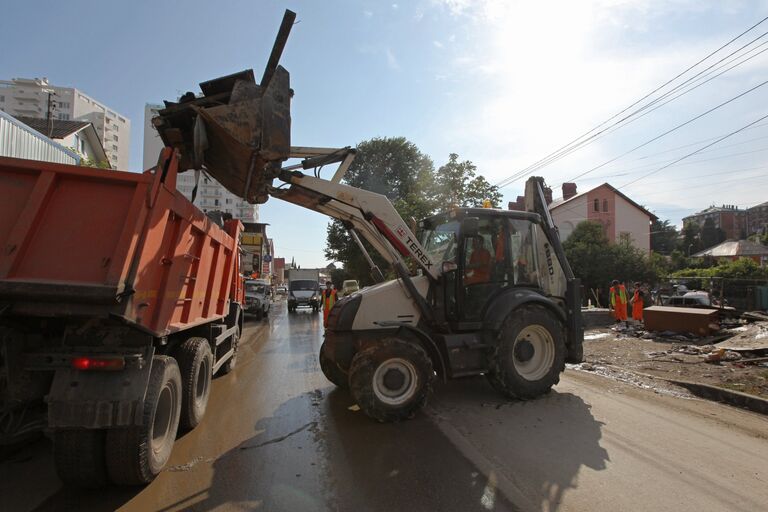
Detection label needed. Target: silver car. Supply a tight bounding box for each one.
[245,280,271,320]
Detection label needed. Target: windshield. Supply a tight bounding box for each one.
[420,219,460,266]
[290,280,318,291]
[245,283,266,294]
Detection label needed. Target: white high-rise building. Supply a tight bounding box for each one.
[143,104,258,223]
[0,77,130,169]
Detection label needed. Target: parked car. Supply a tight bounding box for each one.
[341,279,360,296]
[276,285,287,296]
[245,280,271,320]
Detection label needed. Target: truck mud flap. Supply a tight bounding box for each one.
[46,351,154,429]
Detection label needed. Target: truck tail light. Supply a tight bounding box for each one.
[71,356,126,371]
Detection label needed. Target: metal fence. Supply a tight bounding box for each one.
[656,277,768,311]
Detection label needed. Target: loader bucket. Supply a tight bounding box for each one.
[151,10,295,204]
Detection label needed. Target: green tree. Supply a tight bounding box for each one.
[680,221,701,255]
[699,217,725,250]
[650,219,678,255]
[325,137,434,285]
[324,139,501,284]
[564,221,661,302]
[69,147,110,169]
[428,153,502,209]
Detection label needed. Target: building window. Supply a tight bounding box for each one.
[594,199,599,212]
[118,116,126,123]
[111,144,118,150]
[226,198,232,204]
[603,199,608,212]
[113,135,118,141]
[214,199,220,206]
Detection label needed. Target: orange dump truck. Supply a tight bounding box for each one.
[0,147,244,486]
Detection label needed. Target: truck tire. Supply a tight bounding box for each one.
[486,305,566,400]
[53,429,107,488]
[319,341,348,388]
[348,338,433,422]
[176,337,213,430]
[105,356,182,485]
[219,326,240,375]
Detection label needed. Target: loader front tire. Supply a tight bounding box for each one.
[486,305,565,400]
[348,338,433,422]
[106,356,181,485]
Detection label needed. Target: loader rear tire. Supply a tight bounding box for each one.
[349,338,433,422]
[53,429,107,488]
[486,305,566,400]
[176,337,213,430]
[106,356,181,485]
[319,341,348,388]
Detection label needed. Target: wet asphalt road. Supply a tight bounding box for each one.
[2,299,768,511]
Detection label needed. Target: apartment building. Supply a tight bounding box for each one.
[682,205,747,240]
[747,201,768,236]
[143,104,258,223]
[0,77,130,169]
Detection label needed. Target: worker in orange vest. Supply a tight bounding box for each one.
[321,281,338,327]
[609,279,628,322]
[630,282,645,322]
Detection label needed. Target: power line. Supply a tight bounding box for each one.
[619,111,768,189]
[494,15,768,188]
[566,79,768,183]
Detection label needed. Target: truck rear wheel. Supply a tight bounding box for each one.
[53,429,107,488]
[348,338,433,422]
[219,326,239,375]
[486,305,566,400]
[176,337,213,430]
[319,341,348,388]
[106,356,181,485]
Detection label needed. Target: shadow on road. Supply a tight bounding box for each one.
[430,375,610,511]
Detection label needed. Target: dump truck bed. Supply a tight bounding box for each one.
[0,149,242,337]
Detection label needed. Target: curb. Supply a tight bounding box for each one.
[662,379,768,416]
[587,363,768,416]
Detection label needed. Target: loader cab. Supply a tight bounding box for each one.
[420,209,563,330]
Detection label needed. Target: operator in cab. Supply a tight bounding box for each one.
[464,237,492,285]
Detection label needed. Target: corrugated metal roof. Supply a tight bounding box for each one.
[692,239,768,257]
[0,110,79,165]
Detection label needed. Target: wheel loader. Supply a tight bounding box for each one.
[153,9,584,423]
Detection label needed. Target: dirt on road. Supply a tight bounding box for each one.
[581,322,768,399]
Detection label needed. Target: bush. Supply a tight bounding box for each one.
[670,258,768,280]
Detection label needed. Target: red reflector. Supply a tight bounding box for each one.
[71,356,125,371]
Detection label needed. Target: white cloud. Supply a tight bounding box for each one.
[433,40,444,48]
[385,48,401,70]
[363,10,373,18]
[425,0,768,213]
[392,3,399,9]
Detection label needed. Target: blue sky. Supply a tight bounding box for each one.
[3,1,768,267]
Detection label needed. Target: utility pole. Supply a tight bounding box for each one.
[45,90,56,137]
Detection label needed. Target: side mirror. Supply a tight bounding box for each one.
[442,261,458,273]
[461,217,480,238]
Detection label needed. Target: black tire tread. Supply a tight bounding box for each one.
[106,356,181,485]
[486,304,566,400]
[176,337,213,430]
[319,341,349,388]
[53,429,107,488]
[349,338,433,422]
